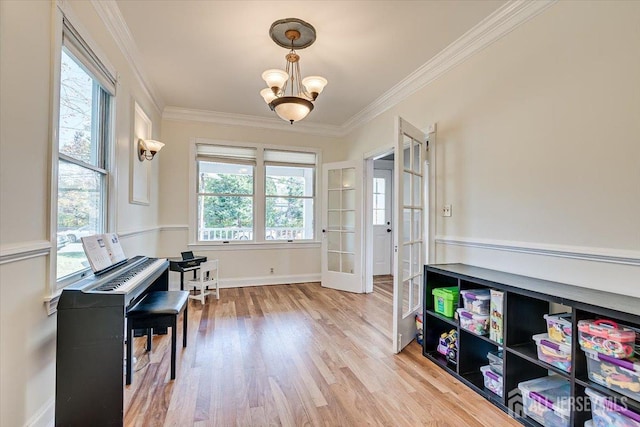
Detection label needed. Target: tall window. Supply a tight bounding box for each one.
[265,150,315,240]
[195,143,317,242]
[196,146,256,241]
[55,19,114,284]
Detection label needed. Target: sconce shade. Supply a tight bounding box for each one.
[138,138,165,161]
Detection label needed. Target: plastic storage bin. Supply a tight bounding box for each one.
[533,333,572,373]
[490,290,504,344]
[585,387,640,427]
[578,319,636,359]
[432,287,459,318]
[583,347,640,402]
[460,289,491,315]
[487,350,503,376]
[518,376,571,427]
[457,308,489,335]
[544,313,572,345]
[480,365,503,397]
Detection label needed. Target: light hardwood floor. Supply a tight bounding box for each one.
[124,277,520,426]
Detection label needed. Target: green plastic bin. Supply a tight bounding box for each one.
[432,287,459,317]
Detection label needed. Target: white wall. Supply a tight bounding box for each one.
[158,119,345,287]
[0,1,163,425]
[344,1,640,297]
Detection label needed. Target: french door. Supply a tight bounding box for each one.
[321,161,363,293]
[393,117,427,353]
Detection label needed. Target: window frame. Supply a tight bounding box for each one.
[50,8,116,291]
[189,138,321,247]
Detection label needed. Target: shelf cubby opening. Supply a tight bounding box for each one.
[458,330,500,394]
[423,314,459,371]
[505,293,549,348]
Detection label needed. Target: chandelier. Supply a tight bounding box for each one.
[260,18,327,124]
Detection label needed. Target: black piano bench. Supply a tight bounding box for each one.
[126,291,189,385]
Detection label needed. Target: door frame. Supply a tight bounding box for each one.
[363,145,394,293]
[362,123,437,352]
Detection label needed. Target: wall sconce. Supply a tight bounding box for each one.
[138,139,165,161]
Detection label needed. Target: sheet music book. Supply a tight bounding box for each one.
[81,233,127,273]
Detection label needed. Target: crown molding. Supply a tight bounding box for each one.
[340,0,557,134]
[92,0,554,137]
[90,0,164,114]
[163,107,345,138]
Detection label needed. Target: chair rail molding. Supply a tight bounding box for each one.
[435,235,640,266]
[0,240,51,265]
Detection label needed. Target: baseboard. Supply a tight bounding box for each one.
[170,274,320,290]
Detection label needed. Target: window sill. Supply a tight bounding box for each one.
[188,240,321,251]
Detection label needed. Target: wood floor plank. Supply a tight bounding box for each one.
[125,279,521,426]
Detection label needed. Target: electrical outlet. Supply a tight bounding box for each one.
[443,204,452,217]
[270,267,274,274]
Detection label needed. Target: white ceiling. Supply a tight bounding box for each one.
[114,1,506,127]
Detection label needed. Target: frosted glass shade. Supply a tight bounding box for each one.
[261,69,288,90]
[260,88,277,104]
[270,96,314,124]
[142,139,165,152]
[138,138,164,161]
[302,76,327,98]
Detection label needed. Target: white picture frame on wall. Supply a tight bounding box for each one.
[130,101,151,205]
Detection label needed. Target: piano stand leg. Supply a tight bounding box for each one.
[146,328,152,351]
[126,326,133,385]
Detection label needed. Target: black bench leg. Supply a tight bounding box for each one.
[183,305,188,348]
[146,328,152,351]
[171,319,177,380]
[126,325,133,385]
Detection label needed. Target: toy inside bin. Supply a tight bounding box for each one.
[460,289,491,315]
[583,347,640,402]
[518,376,571,427]
[432,287,459,318]
[533,333,572,373]
[457,308,489,336]
[544,313,572,345]
[578,319,636,359]
[480,365,503,397]
[585,387,640,427]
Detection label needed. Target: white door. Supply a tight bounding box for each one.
[321,161,363,293]
[393,117,427,353]
[372,168,392,275]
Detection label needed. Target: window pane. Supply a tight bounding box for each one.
[197,195,253,241]
[266,165,313,197]
[57,160,103,279]
[199,161,253,195]
[265,197,314,240]
[59,49,99,166]
[373,209,385,225]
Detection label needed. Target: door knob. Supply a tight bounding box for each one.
[386,228,392,233]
